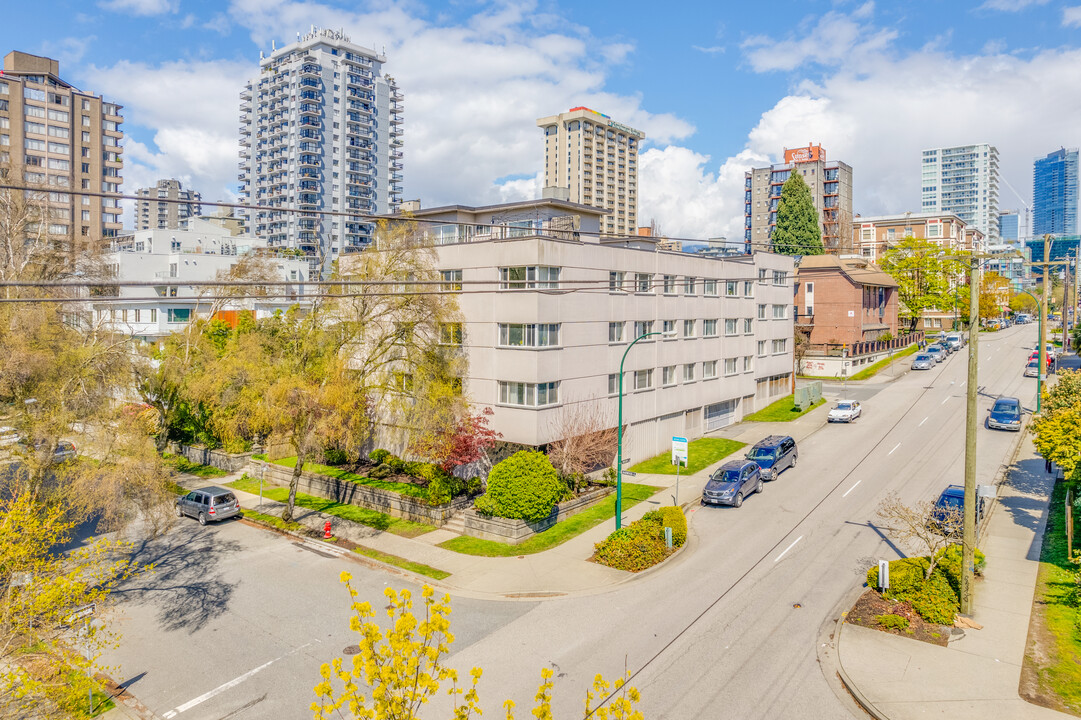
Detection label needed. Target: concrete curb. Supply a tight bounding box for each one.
[834,620,891,720]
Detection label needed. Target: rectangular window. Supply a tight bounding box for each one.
[633,320,653,337]
[683,276,696,295]
[499,266,560,289]
[725,280,738,296]
[607,373,623,396]
[683,363,696,382]
[440,269,462,291]
[47,142,68,154]
[662,320,677,337]
[635,272,653,293]
[773,270,788,286]
[608,321,624,343]
[743,356,753,373]
[703,360,718,379]
[47,126,69,139]
[758,340,767,357]
[662,366,677,386]
[772,338,788,354]
[663,275,676,294]
[149,309,157,322]
[47,108,68,122]
[683,320,695,338]
[24,121,45,135]
[167,308,190,323]
[703,279,718,296]
[725,318,738,336]
[499,381,559,407]
[24,88,45,101]
[609,270,625,292]
[724,358,738,376]
[703,319,718,337]
[743,318,753,334]
[772,304,787,319]
[633,369,653,390]
[498,323,560,347]
[47,158,69,170]
[758,304,767,319]
[24,105,45,118]
[439,323,463,345]
[758,268,768,284]
[744,281,754,297]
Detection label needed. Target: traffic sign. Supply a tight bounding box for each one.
[621,470,637,476]
[672,436,688,466]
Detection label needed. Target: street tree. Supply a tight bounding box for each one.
[875,491,963,580]
[1009,291,1038,315]
[1031,370,1081,483]
[771,173,823,256]
[546,400,619,484]
[410,406,502,474]
[978,272,1011,321]
[880,236,965,330]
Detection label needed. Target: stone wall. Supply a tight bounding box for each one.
[169,442,253,473]
[249,459,472,525]
[462,486,614,545]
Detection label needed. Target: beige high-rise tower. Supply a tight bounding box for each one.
[537,107,643,238]
[0,51,124,251]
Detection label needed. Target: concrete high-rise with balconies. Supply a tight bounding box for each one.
[920,143,1000,243]
[238,27,403,273]
[537,107,643,239]
[0,51,124,250]
[134,178,202,230]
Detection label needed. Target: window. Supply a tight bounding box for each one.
[772,304,787,319]
[758,304,767,319]
[725,280,738,296]
[167,308,190,323]
[440,269,462,291]
[703,361,718,379]
[608,321,624,343]
[758,340,767,357]
[133,309,141,322]
[683,276,696,295]
[703,279,718,296]
[47,109,68,122]
[24,105,45,118]
[758,268,768,284]
[24,88,45,101]
[662,320,676,337]
[772,338,788,354]
[47,142,68,154]
[632,369,653,390]
[725,318,738,336]
[609,271,625,291]
[743,356,754,372]
[633,320,653,337]
[499,265,559,289]
[743,318,753,334]
[498,323,560,347]
[499,381,559,407]
[683,363,696,382]
[607,373,623,395]
[662,366,677,386]
[24,121,45,135]
[663,275,676,294]
[683,320,695,338]
[724,358,738,376]
[772,270,788,286]
[47,126,69,139]
[635,273,653,293]
[744,281,754,297]
[927,224,941,238]
[703,319,718,337]
[439,323,463,345]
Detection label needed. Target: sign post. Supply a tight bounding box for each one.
[671,436,688,505]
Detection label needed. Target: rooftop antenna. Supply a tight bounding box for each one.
[271,39,276,50]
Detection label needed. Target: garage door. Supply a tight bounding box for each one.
[704,400,738,431]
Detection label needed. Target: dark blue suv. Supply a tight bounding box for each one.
[930,484,984,533]
[745,435,797,481]
[702,460,762,508]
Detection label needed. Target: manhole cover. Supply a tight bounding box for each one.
[342,645,360,655]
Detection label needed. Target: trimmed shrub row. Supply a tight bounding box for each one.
[866,545,987,625]
[366,449,482,506]
[593,507,687,572]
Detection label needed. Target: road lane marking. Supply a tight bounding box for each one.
[918,416,928,427]
[842,480,861,497]
[941,396,950,405]
[164,641,317,717]
[888,443,901,455]
[961,381,967,387]
[774,535,803,562]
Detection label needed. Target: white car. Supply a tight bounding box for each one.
[828,401,862,423]
[1045,344,1057,362]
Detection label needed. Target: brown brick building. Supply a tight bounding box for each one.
[794,255,900,346]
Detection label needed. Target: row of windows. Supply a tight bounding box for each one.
[607,355,757,392]
[499,381,559,407]
[435,267,791,293]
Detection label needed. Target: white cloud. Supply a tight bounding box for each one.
[98,0,178,16]
[692,45,725,55]
[979,0,1049,11]
[741,8,897,72]
[1064,6,1081,26]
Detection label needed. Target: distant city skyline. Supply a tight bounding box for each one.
[1033,148,1079,237]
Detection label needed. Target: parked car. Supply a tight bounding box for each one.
[911,353,935,370]
[945,333,964,350]
[926,344,947,362]
[986,396,1023,431]
[1029,350,1053,371]
[1024,359,1041,378]
[930,484,984,534]
[1045,344,1058,362]
[828,400,862,423]
[701,460,762,508]
[745,435,797,481]
[176,486,241,525]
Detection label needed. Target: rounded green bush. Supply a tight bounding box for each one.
[369,448,391,465]
[909,571,959,625]
[659,506,687,547]
[473,450,563,522]
[593,514,669,572]
[369,464,393,479]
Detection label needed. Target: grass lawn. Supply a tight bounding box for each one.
[628,438,746,476]
[163,452,227,478]
[849,344,920,381]
[271,456,428,499]
[240,507,305,533]
[353,545,451,580]
[227,476,435,538]
[438,483,660,557]
[743,395,826,422]
[1024,479,1081,714]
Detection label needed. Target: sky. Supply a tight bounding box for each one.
[3,0,1080,242]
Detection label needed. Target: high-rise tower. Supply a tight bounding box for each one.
[920,144,1000,243]
[1033,148,1079,237]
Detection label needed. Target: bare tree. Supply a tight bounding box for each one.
[874,491,963,580]
[545,399,619,483]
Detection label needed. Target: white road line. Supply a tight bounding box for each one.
[888,443,901,455]
[166,641,317,716]
[774,535,803,563]
[941,396,950,405]
[918,416,928,427]
[842,480,861,497]
[961,381,967,387]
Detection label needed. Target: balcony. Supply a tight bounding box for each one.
[300,64,321,77]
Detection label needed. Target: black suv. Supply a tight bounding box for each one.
[745,435,798,481]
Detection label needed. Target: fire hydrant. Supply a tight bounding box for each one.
[323,520,332,539]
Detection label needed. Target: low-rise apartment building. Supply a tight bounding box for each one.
[794,255,899,347]
[853,211,985,262]
[353,198,795,462]
[95,218,309,341]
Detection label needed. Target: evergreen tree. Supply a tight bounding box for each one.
[771,172,824,256]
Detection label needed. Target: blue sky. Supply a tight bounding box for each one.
[2,0,1080,240]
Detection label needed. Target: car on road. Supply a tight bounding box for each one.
[930,484,984,533]
[911,353,934,370]
[828,400,862,423]
[176,486,241,525]
[745,435,797,481]
[1024,359,1040,378]
[1045,344,1058,362]
[925,344,947,362]
[701,460,762,508]
[986,396,1023,431]
[945,333,964,350]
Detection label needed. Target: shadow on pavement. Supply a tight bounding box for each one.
[999,458,1052,561]
[111,522,241,634]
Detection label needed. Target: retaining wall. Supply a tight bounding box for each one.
[462,486,615,545]
[169,442,253,473]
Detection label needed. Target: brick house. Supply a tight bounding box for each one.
[794,255,900,346]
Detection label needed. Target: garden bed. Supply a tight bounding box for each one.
[845,589,950,647]
[461,486,613,544]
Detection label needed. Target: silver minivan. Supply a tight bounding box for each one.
[176,486,240,525]
[945,333,964,351]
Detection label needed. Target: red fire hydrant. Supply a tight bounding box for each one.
[323,520,332,539]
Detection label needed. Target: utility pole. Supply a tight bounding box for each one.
[1042,234,1051,386]
[961,251,980,615]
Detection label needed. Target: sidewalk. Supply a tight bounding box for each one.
[836,432,1071,719]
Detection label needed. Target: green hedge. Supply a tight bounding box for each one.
[363,449,481,506]
[473,450,563,522]
[865,546,987,626]
[593,507,686,572]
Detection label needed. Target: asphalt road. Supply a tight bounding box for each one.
[103,324,1041,720]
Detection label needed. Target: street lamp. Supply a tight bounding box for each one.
[615,331,661,530]
[1017,289,1044,413]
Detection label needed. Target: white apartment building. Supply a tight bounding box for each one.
[921,144,1000,243]
[134,178,202,230]
[537,108,643,239]
[353,199,795,461]
[95,218,310,341]
[238,26,403,273]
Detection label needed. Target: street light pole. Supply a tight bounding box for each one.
[616,331,661,530]
[961,251,980,616]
